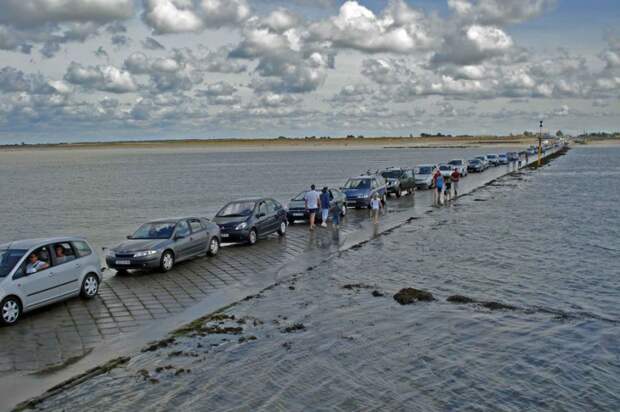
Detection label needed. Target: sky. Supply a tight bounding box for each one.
[0,0,619,143]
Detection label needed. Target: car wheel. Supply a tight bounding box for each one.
[160,250,175,272]
[288,218,295,225]
[341,204,347,216]
[248,229,258,245]
[207,237,220,256]
[396,188,402,198]
[1,297,22,325]
[80,273,100,299]
[277,221,287,236]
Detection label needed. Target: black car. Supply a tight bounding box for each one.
[380,168,416,197]
[105,217,221,273]
[213,198,287,245]
[287,188,347,224]
[467,159,484,173]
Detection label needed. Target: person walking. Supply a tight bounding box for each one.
[435,173,445,205]
[444,172,452,202]
[451,168,461,197]
[432,168,441,205]
[370,192,383,224]
[320,187,330,228]
[304,184,320,230]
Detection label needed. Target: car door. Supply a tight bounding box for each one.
[49,242,81,297]
[266,200,281,232]
[188,218,208,256]
[172,220,193,260]
[14,246,59,308]
[255,201,270,235]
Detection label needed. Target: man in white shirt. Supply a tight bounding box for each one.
[304,184,320,230]
[25,252,49,274]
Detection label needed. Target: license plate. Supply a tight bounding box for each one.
[221,233,229,238]
[115,260,131,265]
[293,213,304,217]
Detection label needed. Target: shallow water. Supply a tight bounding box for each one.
[29,147,620,411]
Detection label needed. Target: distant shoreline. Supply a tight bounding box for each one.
[0,135,548,152]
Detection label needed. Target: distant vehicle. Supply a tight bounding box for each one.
[507,152,519,162]
[106,217,221,273]
[0,237,103,325]
[380,167,416,197]
[438,164,454,178]
[341,175,387,208]
[497,153,508,165]
[475,156,490,169]
[287,188,347,224]
[486,154,500,166]
[214,198,287,245]
[448,159,468,176]
[467,159,484,173]
[414,164,438,189]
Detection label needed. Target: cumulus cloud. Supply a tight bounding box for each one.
[64,62,138,93]
[431,24,514,66]
[448,0,556,25]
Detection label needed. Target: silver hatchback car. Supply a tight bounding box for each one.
[0,237,103,325]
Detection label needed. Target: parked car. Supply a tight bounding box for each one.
[380,167,416,197]
[467,159,484,173]
[497,153,508,165]
[486,154,500,166]
[287,188,347,224]
[0,237,103,325]
[341,175,387,208]
[448,159,468,176]
[438,164,454,178]
[106,217,221,273]
[414,164,438,189]
[507,152,519,162]
[214,198,287,245]
[475,156,490,169]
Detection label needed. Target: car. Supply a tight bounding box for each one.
[213,198,287,245]
[467,159,484,173]
[486,154,500,166]
[0,237,103,325]
[414,164,438,189]
[475,155,490,169]
[507,152,519,162]
[380,167,416,198]
[106,217,221,274]
[448,159,468,176]
[497,153,508,165]
[438,164,454,178]
[287,188,347,224]
[341,175,387,208]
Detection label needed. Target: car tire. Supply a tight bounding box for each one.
[1,296,22,326]
[288,218,295,225]
[248,229,258,245]
[80,273,100,299]
[277,221,287,236]
[396,188,402,198]
[341,204,347,217]
[160,250,175,272]
[207,237,220,257]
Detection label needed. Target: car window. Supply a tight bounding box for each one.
[265,200,276,214]
[23,246,52,275]
[0,249,27,278]
[176,220,191,237]
[73,241,93,257]
[189,219,203,233]
[257,202,268,216]
[52,242,77,265]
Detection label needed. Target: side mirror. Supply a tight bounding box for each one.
[13,267,26,280]
[126,235,133,239]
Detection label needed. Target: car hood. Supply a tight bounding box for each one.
[342,188,370,198]
[213,216,249,226]
[113,238,168,253]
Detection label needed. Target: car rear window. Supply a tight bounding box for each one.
[72,241,92,257]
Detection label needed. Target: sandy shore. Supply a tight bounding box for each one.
[0,136,543,153]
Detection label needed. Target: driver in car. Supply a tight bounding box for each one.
[25,252,49,274]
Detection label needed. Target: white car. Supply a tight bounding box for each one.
[0,237,103,325]
[414,164,438,189]
[438,164,454,178]
[448,159,468,176]
[486,154,500,166]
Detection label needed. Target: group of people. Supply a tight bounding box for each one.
[432,168,461,206]
[303,185,341,230]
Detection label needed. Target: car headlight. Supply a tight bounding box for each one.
[235,222,248,231]
[133,250,158,258]
[105,249,115,258]
[361,194,370,198]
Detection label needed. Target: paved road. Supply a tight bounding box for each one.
[0,154,554,376]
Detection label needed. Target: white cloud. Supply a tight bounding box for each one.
[448,0,556,25]
[64,62,138,93]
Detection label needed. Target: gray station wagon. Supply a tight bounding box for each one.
[105,217,221,274]
[0,237,103,325]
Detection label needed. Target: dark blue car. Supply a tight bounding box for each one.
[341,175,387,208]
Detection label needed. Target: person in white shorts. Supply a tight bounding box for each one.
[370,192,383,224]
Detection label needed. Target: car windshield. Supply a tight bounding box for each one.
[469,159,480,164]
[344,178,371,189]
[217,201,256,217]
[292,192,308,201]
[439,165,451,171]
[487,154,497,158]
[381,171,403,179]
[499,154,507,158]
[132,222,176,239]
[449,160,462,165]
[0,249,27,277]
[416,166,432,175]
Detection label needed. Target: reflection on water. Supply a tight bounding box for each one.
[30,147,620,411]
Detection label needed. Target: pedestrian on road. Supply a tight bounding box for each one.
[435,173,445,205]
[451,168,461,197]
[444,172,452,202]
[304,184,320,230]
[370,192,383,224]
[432,168,441,204]
[320,187,330,228]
